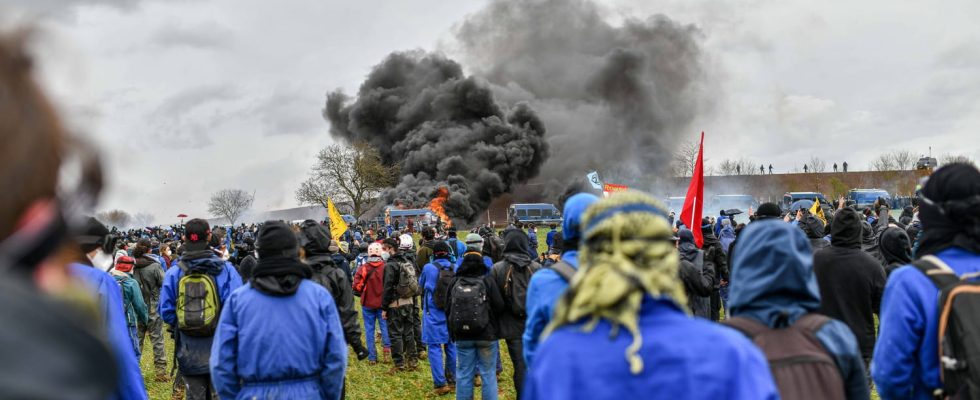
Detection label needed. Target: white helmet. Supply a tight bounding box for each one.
[399,234,414,250]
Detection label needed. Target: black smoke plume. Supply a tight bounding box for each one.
[324,51,548,223]
[454,0,711,189]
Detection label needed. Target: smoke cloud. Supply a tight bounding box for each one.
[324,51,548,222]
[453,0,711,187]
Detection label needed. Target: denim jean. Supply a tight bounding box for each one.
[362,307,390,361]
[456,340,497,400]
[427,343,457,388]
[128,325,140,358]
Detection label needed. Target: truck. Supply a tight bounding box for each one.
[508,203,562,226]
[847,189,890,210]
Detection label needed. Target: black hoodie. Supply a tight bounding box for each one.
[677,229,713,318]
[447,254,505,341]
[307,253,361,350]
[490,228,540,339]
[800,215,830,252]
[813,208,886,359]
[878,227,912,277]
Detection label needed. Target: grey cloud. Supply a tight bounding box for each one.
[248,86,322,136]
[150,21,234,50]
[148,84,241,149]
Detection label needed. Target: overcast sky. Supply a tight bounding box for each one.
[4,0,979,225]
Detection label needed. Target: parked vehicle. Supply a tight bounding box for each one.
[507,203,562,225]
[781,192,831,213]
[847,189,890,210]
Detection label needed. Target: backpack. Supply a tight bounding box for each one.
[482,233,505,263]
[549,260,576,283]
[502,261,537,318]
[175,262,221,337]
[724,313,846,400]
[395,258,420,299]
[912,255,980,399]
[449,276,491,335]
[433,263,455,310]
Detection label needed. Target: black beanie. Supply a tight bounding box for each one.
[755,203,782,219]
[432,240,452,258]
[256,221,299,259]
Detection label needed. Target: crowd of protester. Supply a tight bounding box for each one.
[3,30,980,400]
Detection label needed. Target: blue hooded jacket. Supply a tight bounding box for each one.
[159,252,243,375]
[525,295,778,400]
[872,247,980,399]
[728,221,869,400]
[419,258,453,344]
[68,263,148,400]
[210,280,347,400]
[523,193,598,366]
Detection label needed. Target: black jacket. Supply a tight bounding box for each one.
[382,252,415,311]
[678,254,713,318]
[307,254,361,346]
[700,228,728,284]
[489,229,540,339]
[447,254,505,341]
[814,208,886,359]
[800,215,830,253]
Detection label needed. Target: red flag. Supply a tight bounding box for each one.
[680,132,705,248]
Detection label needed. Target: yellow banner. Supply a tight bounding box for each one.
[327,198,348,241]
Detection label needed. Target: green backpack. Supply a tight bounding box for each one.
[176,262,221,337]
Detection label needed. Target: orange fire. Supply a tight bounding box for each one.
[429,187,452,227]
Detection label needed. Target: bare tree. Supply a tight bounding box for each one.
[808,156,827,173]
[871,154,896,171]
[132,212,155,228]
[940,153,976,167]
[889,150,916,170]
[672,140,703,177]
[295,143,398,218]
[96,209,131,229]
[718,159,739,176]
[208,189,254,226]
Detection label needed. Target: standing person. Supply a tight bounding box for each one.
[353,243,391,364]
[760,164,765,174]
[160,218,244,400]
[813,208,885,368]
[457,233,493,271]
[878,226,912,277]
[210,221,347,399]
[872,163,980,399]
[71,218,151,400]
[527,224,539,260]
[490,228,541,395]
[526,192,778,400]
[328,239,353,287]
[677,228,714,318]
[727,220,869,400]
[804,164,809,173]
[801,215,830,252]
[382,237,420,372]
[769,164,774,174]
[701,217,728,321]
[132,238,167,381]
[523,193,599,366]
[419,241,458,396]
[111,256,149,358]
[545,224,559,254]
[299,220,369,360]
[834,163,839,173]
[448,252,506,400]
[446,226,466,259]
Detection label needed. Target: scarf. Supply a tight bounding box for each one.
[251,255,312,296]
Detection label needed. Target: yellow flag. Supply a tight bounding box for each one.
[327,198,348,241]
[810,197,826,224]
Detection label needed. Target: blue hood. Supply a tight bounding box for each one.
[728,220,820,328]
[562,193,600,244]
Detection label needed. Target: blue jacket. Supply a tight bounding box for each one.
[525,296,778,400]
[454,251,492,272]
[545,229,558,249]
[524,193,599,367]
[69,263,148,400]
[527,230,539,258]
[728,221,869,400]
[872,247,980,399]
[210,281,347,400]
[523,250,578,367]
[159,253,243,375]
[419,258,453,344]
[718,226,736,255]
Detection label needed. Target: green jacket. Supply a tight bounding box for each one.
[111,270,149,327]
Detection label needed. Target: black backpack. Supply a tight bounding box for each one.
[448,276,491,336]
[502,261,538,318]
[913,255,980,399]
[432,263,455,310]
[724,313,846,400]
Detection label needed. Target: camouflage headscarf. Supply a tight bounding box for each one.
[544,191,685,374]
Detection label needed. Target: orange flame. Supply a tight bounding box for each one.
[429,187,452,227]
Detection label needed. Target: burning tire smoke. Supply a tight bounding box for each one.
[324,51,549,223]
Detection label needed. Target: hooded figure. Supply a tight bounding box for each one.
[800,215,830,252]
[418,240,458,394]
[523,193,599,366]
[490,228,541,395]
[210,221,347,400]
[526,191,778,400]
[728,220,869,399]
[299,220,368,360]
[700,218,728,321]
[873,163,980,399]
[812,208,885,363]
[718,219,736,255]
[878,227,912,277]
[677,228,714,318]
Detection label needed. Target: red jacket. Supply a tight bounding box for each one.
[353,260,385,309]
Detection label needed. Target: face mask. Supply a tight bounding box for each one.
[381,251,390,261]
[89,250,114,272]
